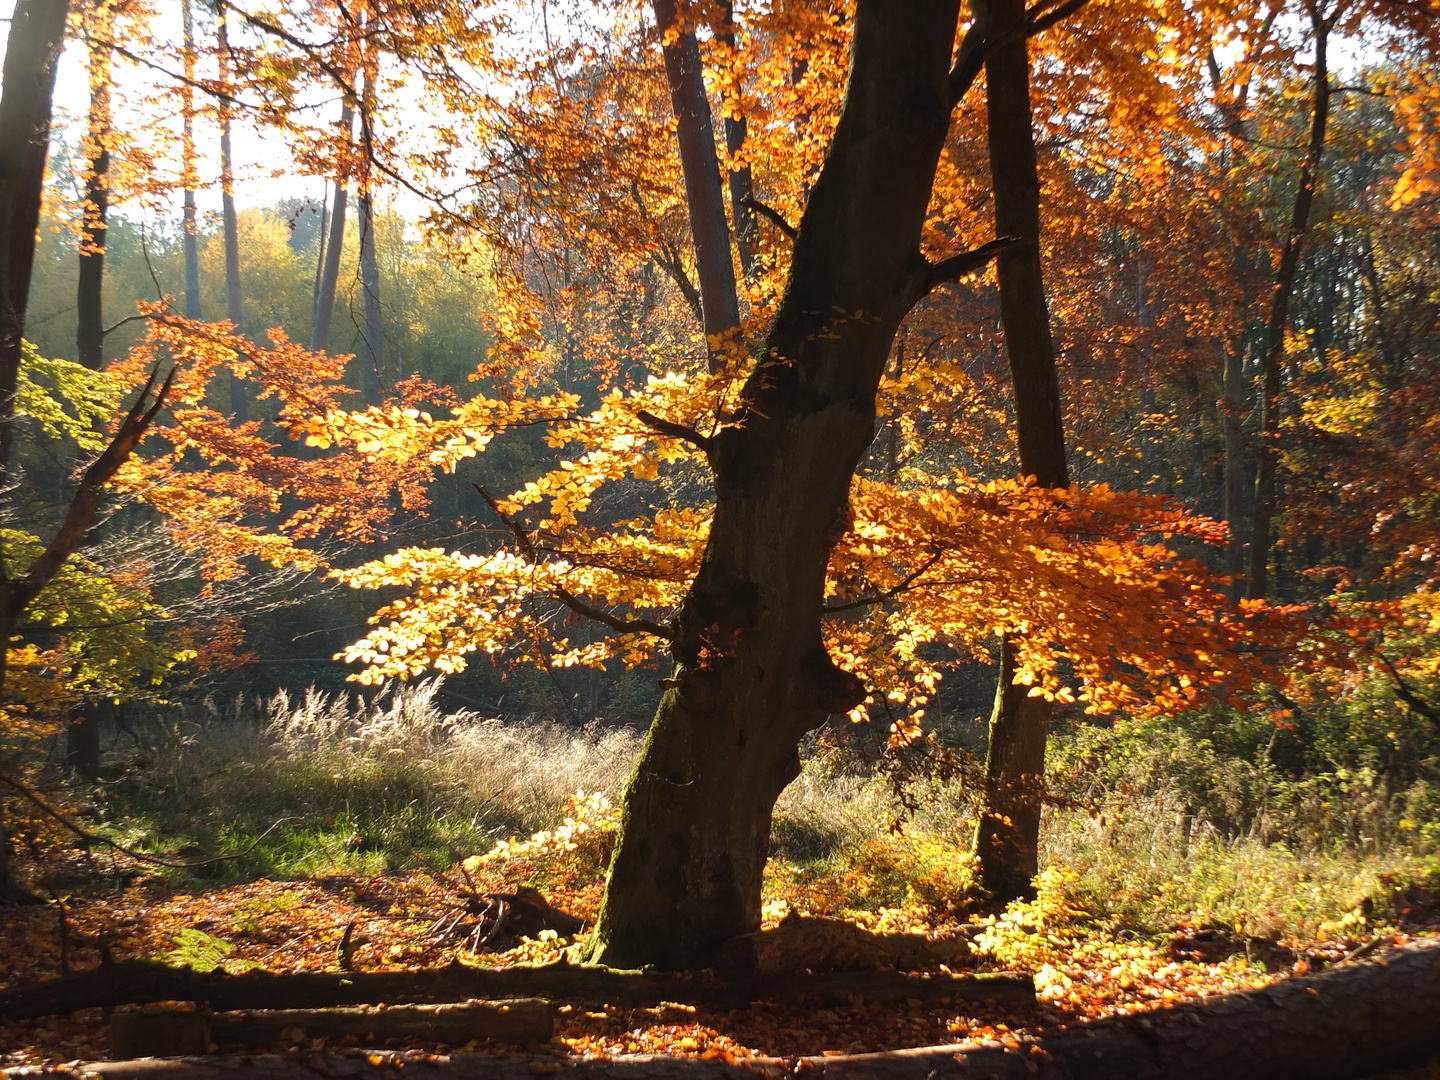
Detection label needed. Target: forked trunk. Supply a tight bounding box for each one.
[586,0,963,970]
[971,0,1069,907]
[311,100,353,355]
[1247,9,1331,600]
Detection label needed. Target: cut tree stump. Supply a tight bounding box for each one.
[17,938,1438,1080]
[717,913,970,978]
[0,957,1031,1020]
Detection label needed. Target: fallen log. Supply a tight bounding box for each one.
[0,956,1031,1020]
[109,1001,554,1058]
[17,938,1438,1080]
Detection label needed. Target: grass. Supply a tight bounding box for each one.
[51,679,1440,946]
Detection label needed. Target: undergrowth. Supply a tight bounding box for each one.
[30,676,1440,948]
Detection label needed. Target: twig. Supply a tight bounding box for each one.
[0,772,298,870]
[473,485,674,641]
[1341,934,1388,964]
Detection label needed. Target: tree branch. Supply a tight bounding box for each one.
[1383,657,1440,724]
[741,197,796,240]
[920,237,1021,295]
[473,485,674,642]
[822,552,945,615]
[10,364,173,617]
[635,409,712,454]
[948,0,1093,106]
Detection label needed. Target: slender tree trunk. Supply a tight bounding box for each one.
[76,1,112,371]
[181,0,201,320]
[651,0,740,366]
[310,104,352,355]
[356,62,383,405]
[1222,340,1247,601]
[717,0,758,282]
[586,0,964,970]
[357,191,383,405]
[0,0,72,906]
[971,0,1069,908]
[1247,7,1331,600]
[217,0,247,423]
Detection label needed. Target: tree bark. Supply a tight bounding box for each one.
[0,0,72,906]
[76,0,113,372]
[217,0,247,424]
[971,0,1069,908]
[26,940,1440,1080]
[716,1,758,282]
[585,0,966,970]
[1222,340,1246,602]
[651,0,740,364]
[357,190,382,404]
[310,102,352,355]
[1247,7,1331,600]
[181,0,201,320]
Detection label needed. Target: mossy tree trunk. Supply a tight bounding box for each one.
[970,0,1069,908]
[586,0,969,970]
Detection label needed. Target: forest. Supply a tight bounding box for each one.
[1,0,1439,1075]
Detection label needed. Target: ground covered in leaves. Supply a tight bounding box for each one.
[5,858,1425,1071]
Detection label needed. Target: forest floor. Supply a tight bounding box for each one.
[3,850,1434,1070]
[4,688,1439,1068]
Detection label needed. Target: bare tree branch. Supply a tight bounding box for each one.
[741,197,796,240]
[635,409,712,454]
[920,236,1021,294]
[10,364,173,617]
[473,484,674,642]
[822,552,946,615]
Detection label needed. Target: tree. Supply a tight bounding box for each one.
[969,0,1072,908]
[0,0,74,901]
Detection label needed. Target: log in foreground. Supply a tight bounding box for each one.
[0,958,1031,1020]
[23,938,1440,1080]
[110,1001,554,1058]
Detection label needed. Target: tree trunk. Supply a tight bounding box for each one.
[1222,340,1246,601]
[0,0,72,906]
[717,0,759,282]
[76,1,112,372]
[651,0,740,364]
[181,0,201,320]
[310,102,352,355]
[357,191,383,405]
[1247,9,1331,600]
[65,702,104,779]
[217,0,247,424]
[971,0,1069,908]
[585,0,965,970]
